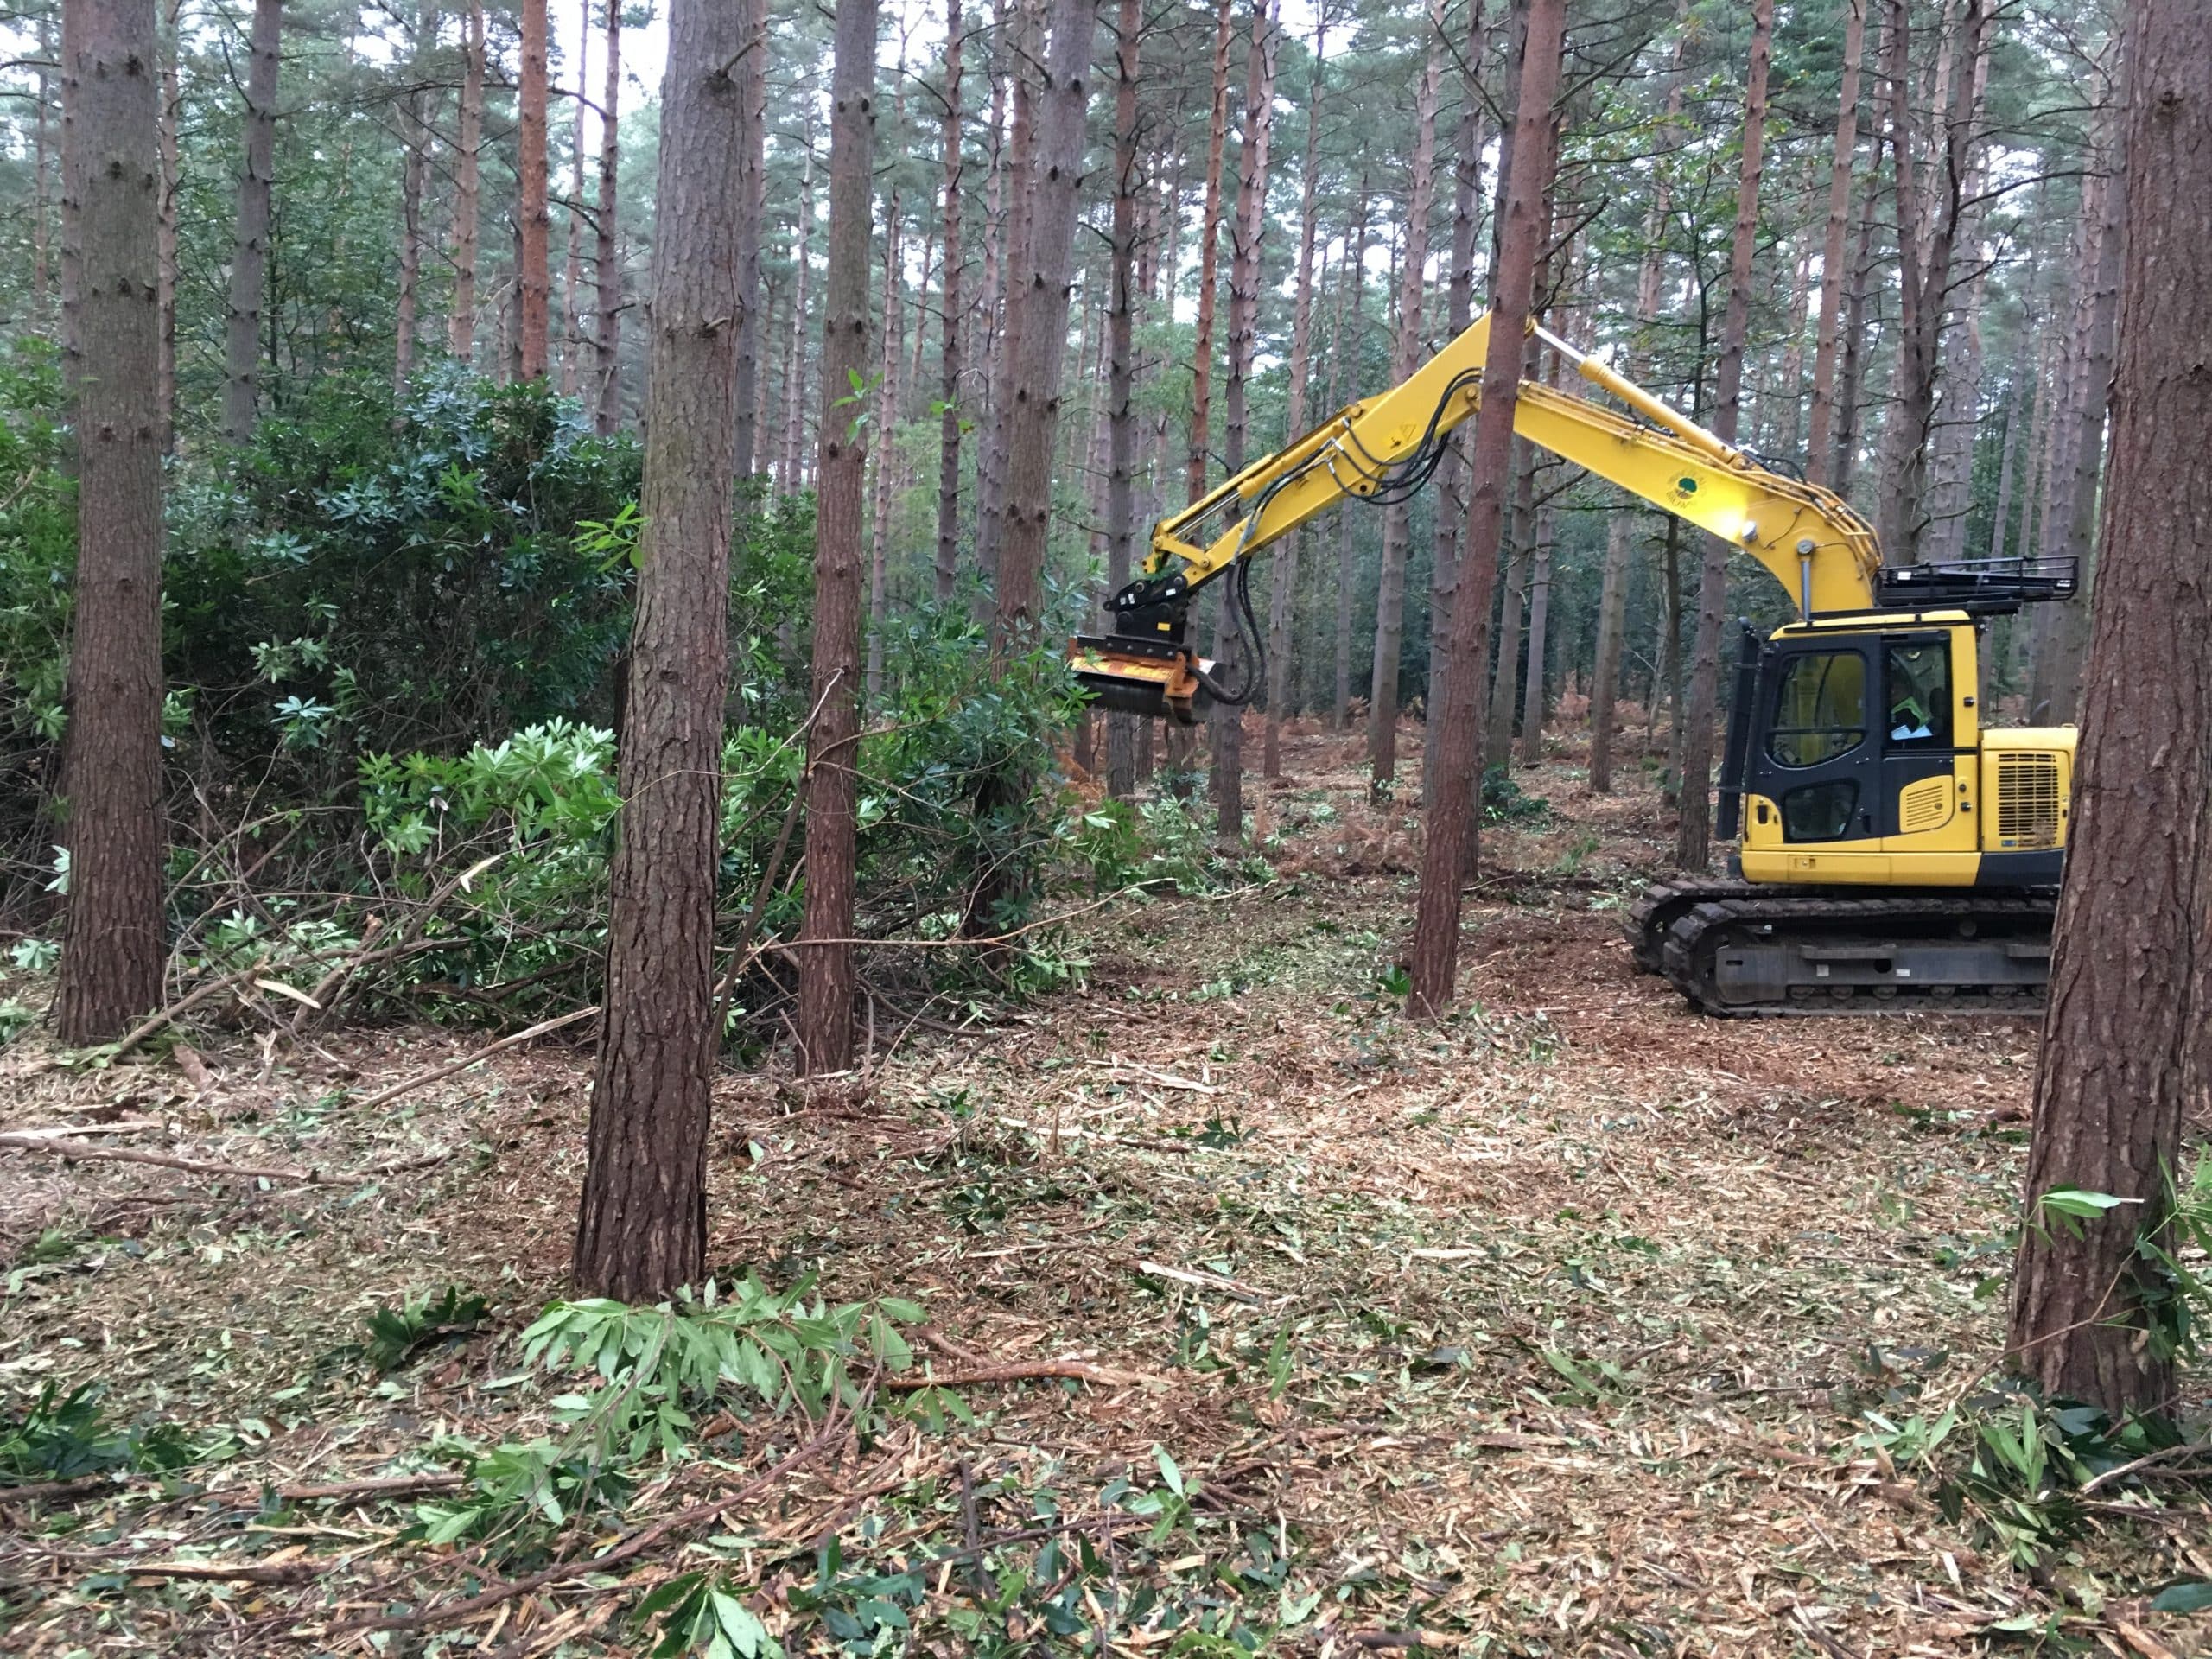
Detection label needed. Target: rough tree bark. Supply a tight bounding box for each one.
[572,0,745,1300]
[1804,0,1866,486]
[1675,0,1770,874]
[1517,500,1551,764]
[1103,0,1140,798]
[796,0,879,1077]
[450,0,485,364]
[1263,7,1327,780]
[1185,0,1234,514]
[781,130,817,489]
[1212,0,1277,841]
[1878,0,1986,564]
[2008,0,2210,1415]
[1590,48,1685,793]
[1831,122,1885,493]
[220,0,281,442]
[35,9,54,318]
[1485,434,1534,768]
[55,0,165,1043]
[152,0,180,445]
[1332,189,1367,735]
[1366,8,1443,801]
[590,0,621,430]
[517,0,550,379]
[990,0,1095,645]
[864,182,901,701]
[730,0,768,478]
[933,0,966,601]
[1408,0,1565,1015]
[560,3,586,396]
[1419,0,1488,811]
[393,0,435,400]
[2031,88,2126,724]
[975,0,1041,604]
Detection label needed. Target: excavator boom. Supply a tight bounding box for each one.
[1069,304,2082,1020]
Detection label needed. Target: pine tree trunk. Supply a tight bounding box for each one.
[1984,345,2027,568]
[1486,446,1532,767]
[55,0,165,1043]
[1212,0,1277,841]
[34,10,54,320]
[963,0,1093,932]
[1332,189,1366,735]
[2007,0,2210,1414]
[1517,505,1551,765]
[1366,13,1443,800]
[450,0,486,365]
[559,5,586,397]
[728,0,767,474]
[975,0,1040,605]
[1771,242,1810,455]
[393,1,435,402]
[1410,0,1565,1015]
[60,0,79,372]
[1419,0,1488,810]
[517,0,550,379]
[1804,0,1865,486]
[865,189,900,701]
[1263,8,1327,781]
[797,0,879,1077]
[1675,0,1770,873]
[590,0,621,429]
[781,134,817,491]
[220,0,281,442]
[1926,264,1986,563]
[1103,0,1140,798]
[1185,0,1233,513]
[989,0,1094,645]
[2036,92,2125,724]
[934,0,966,601]
[1878,0,1986,564]
[573,0,746,1300]
[154,0,178,444]
[1831,122,1884,493]
[1588,53,1682,795]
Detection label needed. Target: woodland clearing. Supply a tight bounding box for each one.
[3,730,2206,1657]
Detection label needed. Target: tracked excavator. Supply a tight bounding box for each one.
[1067,311,2080,1015]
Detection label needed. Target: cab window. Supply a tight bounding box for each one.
[1767,650,1866,767]
[1885,641,1952,747]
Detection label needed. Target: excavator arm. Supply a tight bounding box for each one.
[1071,311,1883,722]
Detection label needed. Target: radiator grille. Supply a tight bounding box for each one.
[1996,753,2062,847]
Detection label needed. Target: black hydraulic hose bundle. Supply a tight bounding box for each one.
[1179,365,1484,711]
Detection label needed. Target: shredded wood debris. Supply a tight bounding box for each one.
[2,733,2205,1656]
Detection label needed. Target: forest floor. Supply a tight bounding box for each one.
[3,727,2209,1658]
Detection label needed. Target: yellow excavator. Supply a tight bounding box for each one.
[1068,311,2080,1015]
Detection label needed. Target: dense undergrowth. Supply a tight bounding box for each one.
[0,355,1250,1050]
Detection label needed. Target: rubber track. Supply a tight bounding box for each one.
[1654,891,2056,1018]
[1623,876,1761,974]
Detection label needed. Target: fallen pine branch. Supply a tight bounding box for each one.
[110,956,270,1061]
[347,1004,601,1111]
[0,1116,161,1140]
[0,1133,452,1186]
[885,1359,1161,1391]
[1136,1259,1265,1304]
[269,1471,466,1504]
[124,1558,321,1586]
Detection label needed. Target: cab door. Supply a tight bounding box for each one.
[1743,640,1880,849]
[1878,628,1981,869]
